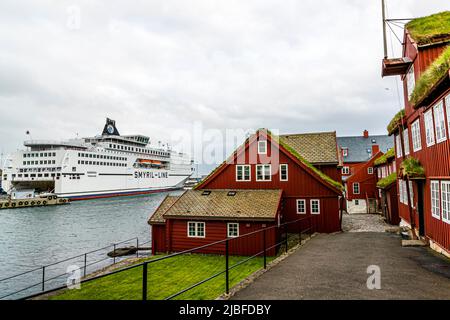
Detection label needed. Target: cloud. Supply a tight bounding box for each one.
[0,0,447,168]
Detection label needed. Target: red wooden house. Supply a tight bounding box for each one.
[374,148,400,225]
[148,129,344,255]
[344,149,384,213]
[382,11,450,257]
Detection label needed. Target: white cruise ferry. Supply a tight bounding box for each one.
[1,119,193,200]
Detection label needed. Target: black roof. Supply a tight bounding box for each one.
[337,134,393,163]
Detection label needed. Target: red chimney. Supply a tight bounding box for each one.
[372,144,380,154]
[363,130,369,138]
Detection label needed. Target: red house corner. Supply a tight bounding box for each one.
[148,129,345,256]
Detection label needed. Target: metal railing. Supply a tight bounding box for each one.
[19,217,313,301]
[0,236,151,300]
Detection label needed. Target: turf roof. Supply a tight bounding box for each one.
[377,172,397,189]
[374,148,395,166]
[387,109,405,135]
[406,11,450,46]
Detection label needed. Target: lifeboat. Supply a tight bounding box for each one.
[137,159,162,166]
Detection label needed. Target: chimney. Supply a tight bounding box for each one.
[363,130,369,138]
[372,144,380,154]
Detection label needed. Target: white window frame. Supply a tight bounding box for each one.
[280,164,288,181]
[227,223,239,238]
[296,199,306,214]
[411,119,422,152]
[342,166,350,175]
[187,221,206,238]
[446,94,450,139]
[403,128,410,156]
[441,181,450,224]
[257,140,267,155]
[424,109,435,147]
[367,167,373,175]
[256,164,271,181]
[310,199,320,215]
[236,165,251,182]
[342,148,348,157]
[434,101,447,143]
[431,181,440,220]
[353,182,360,195]
[406,65,415,99]
[395,134,403,158]
[409,180,414,208]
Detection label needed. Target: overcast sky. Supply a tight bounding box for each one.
[0,1,448,166]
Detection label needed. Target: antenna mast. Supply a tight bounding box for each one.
[382,0,388,59]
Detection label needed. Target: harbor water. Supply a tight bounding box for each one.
[0,190,182,299]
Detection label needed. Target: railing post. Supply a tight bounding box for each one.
[113,244,116,264]
[136,238,139,258]
[84,253,87,277]
[142,263,148,300]
[263,229,267,269]
[225,239,229,294]
[41,266,45,292]
[285,224,288,253]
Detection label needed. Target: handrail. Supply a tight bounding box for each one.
[17,216,313,301]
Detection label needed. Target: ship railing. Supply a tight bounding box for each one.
[0,236,151,300]
[17,216,314,301]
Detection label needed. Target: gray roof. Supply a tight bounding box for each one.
[337,135,394,163]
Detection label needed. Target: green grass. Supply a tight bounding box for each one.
[410,45,450,107]
[49,254,273,300]
[387,109,405,135]
[374,148,395,166]
[400,157,425,179]
[406,11,450,46]
[377,172,397,189]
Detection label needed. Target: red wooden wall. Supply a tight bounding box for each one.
[346,152,383,200]
[151,224,166,254]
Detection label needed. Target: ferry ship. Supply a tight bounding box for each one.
[1,119,193,200]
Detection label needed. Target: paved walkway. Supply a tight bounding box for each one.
[232,217,450,300]
[342,213,388,233]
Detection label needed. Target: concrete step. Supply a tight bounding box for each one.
[402,239,427,247]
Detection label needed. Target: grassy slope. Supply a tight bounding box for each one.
[49,254,271,300]
[406,11,450,45]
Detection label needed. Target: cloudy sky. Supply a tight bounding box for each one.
[0,1,448,168]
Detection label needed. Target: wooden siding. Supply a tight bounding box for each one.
[167,219,279,256]
[151,224,166,254]
[346,152,383,201]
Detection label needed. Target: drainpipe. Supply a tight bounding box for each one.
[399,119,417,240]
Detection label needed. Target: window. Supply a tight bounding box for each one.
[431,181,440,219]
[296,199,306,214]
[395,134,403,158]
[227,223,239,237]
[257,140,267,155]
[411,119,422,152]
[403,128,410,155]
[187,222,205,238]
[353,183,360,195]
[424,109,435,147]
[310,200,320,215]
[441,181,450,223]
[446,94,450,136]
[256,164,271,181]
[434,102,446,143]
[236,165,251,181]
[355,200,359,206]
[409,181,414,208]
[342,148,348,157]
[342,167,350,175]
[367,167,373,175]
[280,164,288,181]
[406,65,415,99]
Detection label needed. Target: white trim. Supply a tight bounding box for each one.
[406,64,415,99]
[441,181,450,224]
[296,199,306,214]
[353,182,360,195]
[187,221,206,238]
[235,165,251,182]
[446,93,450,142]
[367,167,373,175]
[431,180,440,220]
[227,222,239,238]
[310,199,320,215]
[395,134,403,158]
[256,164,271,181]
[257,140,267,155]
[403,128,410,156]
[342,166,350,175]
[434,101,447,143]
[280,164,288,181]
[411,119,422,152]
[424,109,435,147]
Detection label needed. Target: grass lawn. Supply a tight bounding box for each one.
[49,253,274,300]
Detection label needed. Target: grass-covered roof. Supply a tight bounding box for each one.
[406,11,450,46]
[400,157,425,179]
[410,45,450,107]
[377,172,397,189]
[374,148,395,166]
[387,109,405,135]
